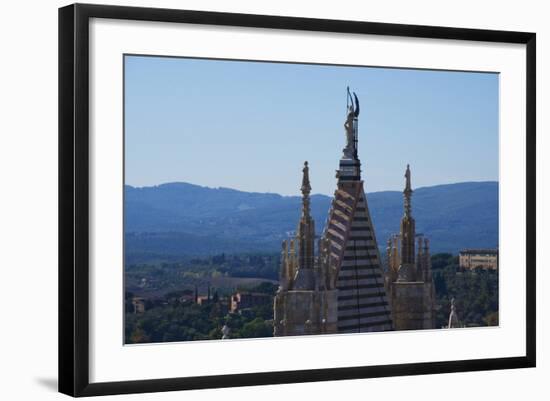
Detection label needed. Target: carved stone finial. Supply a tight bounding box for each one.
[300,162,312,222]
[448,297,460,329]
[301,161,311,199]
[403,164,413,217]
[405,164,412,191]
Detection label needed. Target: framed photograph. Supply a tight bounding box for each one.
[58,3,536,397]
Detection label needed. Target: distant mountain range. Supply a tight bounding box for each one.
[125,181,498,263]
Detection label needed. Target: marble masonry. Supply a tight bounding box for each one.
[274,89,436,336]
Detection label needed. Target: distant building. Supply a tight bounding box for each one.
[132,297,145,314]
[196,295,210,305]
[178,294,195,303]
[231,292,271,313]
[195,284,214,305]
[459,249,498,270]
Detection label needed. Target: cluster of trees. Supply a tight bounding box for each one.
[431,253,499,328]
[124,252,499,344]
[125,300,226,343]
[125,282,277,344]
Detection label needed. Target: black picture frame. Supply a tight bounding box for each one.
[59,3,536,397]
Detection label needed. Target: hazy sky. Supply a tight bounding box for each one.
[124,55,499,196]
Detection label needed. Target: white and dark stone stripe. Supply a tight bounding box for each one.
[334,186,393,333]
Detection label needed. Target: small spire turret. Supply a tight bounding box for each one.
[289,239,296,280]
[448,297,460,329]
[404,164,413,217]
[399,164,416,271]
[301,161,311,218]
[294,162,316,288]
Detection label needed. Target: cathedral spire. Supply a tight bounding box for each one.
[398,164,416,277]
[295,161,316,287]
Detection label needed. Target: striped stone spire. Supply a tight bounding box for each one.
[322,90,393,333]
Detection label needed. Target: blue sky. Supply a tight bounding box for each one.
[124,55,499,196]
